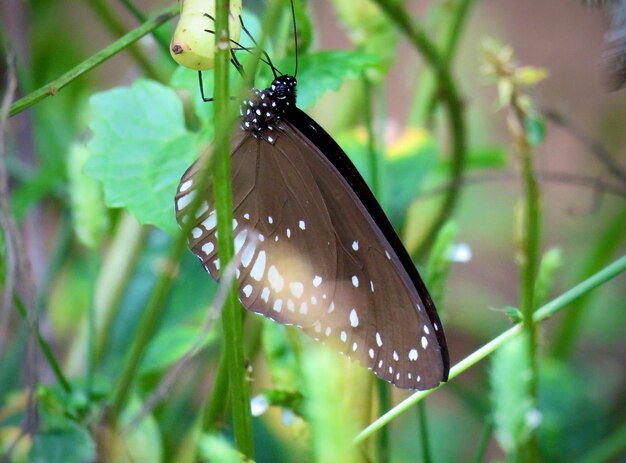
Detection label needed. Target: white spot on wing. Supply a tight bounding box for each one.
[202,242,215,255]
[349,309,359,327]
[268,265,284,292]
[340,331,347,342]
[273,299,283,312]
[409,349,418,361]
[177,191,196,210]
[289,282,304,298]
[261,287,270,302]
[352,240,359,251]
[180,180,193,192]
[421,336,428,349]
[243,284,253,298]
[368,348,375,359]
[298,220,305,230]
[241,244,255,268]
[192,227,202,239]
[352,275,359,287]
[376,332,383,347]
[312,275,322,287]
[202,212,217,231]
[250,250,266,281]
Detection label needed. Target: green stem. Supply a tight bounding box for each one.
[579,419,626,463]
[362,75,381,200]
[9,3,179,117]
[85,0,167,81]
[94,215,146,365]
[370,0,467,260]
[376,381,390,463]
[353,253,626,443]
[14,295,72,394]
[213,0,254,457]
[550,209,626,358]
[417,401,433,463]
[107,232,192,426]
[515,109,541,460]
[117,0,173,56]
[472,418,493,463]
[411,0,475,126]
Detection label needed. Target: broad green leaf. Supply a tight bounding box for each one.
[140,325,219,374]
[198,434,247,463]
[537,360,608,461]
[29,415,95,463]
[276,51,381,109]
[86,79,199,235]
[465,146,508,169]
[329,0,398,78]
[262,321,300,392]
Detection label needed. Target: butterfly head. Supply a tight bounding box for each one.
[270,75,297,112]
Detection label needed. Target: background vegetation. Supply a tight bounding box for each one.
[0,0,624,462]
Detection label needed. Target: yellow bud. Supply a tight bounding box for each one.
[170,0,243,70]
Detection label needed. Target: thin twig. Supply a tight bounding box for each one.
[124,243,250,431]
[418,170,626,201]
[354,253,626,443]
[8,3,178,117]
[0,51,18,354]
[542,109,626,186]
[371,0,467,260]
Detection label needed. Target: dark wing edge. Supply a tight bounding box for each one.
[286,108,450,381]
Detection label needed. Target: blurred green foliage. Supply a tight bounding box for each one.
[0,1,624,462]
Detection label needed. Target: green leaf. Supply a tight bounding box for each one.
[329,0,398,78]
[276,51,381,109]
[526,113,546,146]
[140,325,219,374]
[198,434,248,463]
[262,322,300,392]
[29,416,95,463]
[426,221,458,305]
[86,80,199,235]
[465,146,508,169]
[337,126,437,227]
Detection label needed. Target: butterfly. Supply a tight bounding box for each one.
[174,13,449,391]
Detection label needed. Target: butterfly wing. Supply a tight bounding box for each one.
[175,110,449,390]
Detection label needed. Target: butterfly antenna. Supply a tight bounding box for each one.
[238,15,280,78]
[290,0,298,77]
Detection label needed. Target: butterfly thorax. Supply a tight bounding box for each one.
[240,75,297,144]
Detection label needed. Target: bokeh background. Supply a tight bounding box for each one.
[1,0,625,461]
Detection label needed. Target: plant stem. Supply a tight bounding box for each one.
[213,0,254,457]
[353,253,626,443]
[417,401,433,463]
[550,209,626,358]
[472,418,493,463]
[362,75,381,200]
[370,0,467,260]
[118,0,172,55]
[107,235,188,424]
[85,0,166,81]
[8,3,179,117]
[411,0,475,126]
[13,295,72,394]
[513,105,541,460]
[579,419,626,463]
